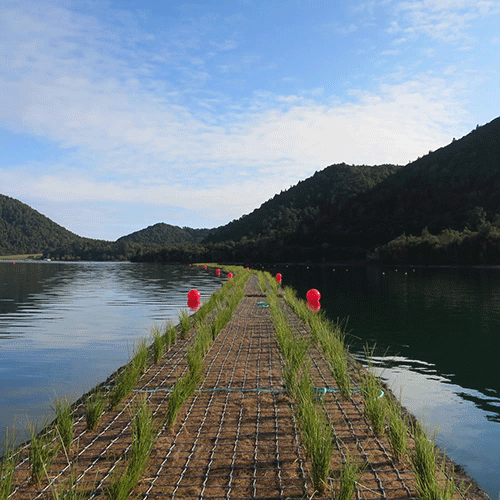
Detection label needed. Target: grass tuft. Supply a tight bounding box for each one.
[109,364,139,408]
[336,454,362,500]
[85,391,106,431]
[178,310,191,339]
[131,339,148,375]
[386,403,408,462]
[151,326,165,364]
[29,425,59,485]
[53,398,74,450]
[410,425,456,500]
[361,374,387,435]
[164,322,177,349]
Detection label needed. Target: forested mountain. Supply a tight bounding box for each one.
[297,116,500,254]
[4,115,500,264]
[137,115,500,264]
[204,163,402,244]
[118,223,211,245]
[0,195,84,255]
[0,194,212,259]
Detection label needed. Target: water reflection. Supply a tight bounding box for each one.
[0,262,222,453]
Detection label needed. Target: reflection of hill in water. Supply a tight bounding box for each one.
[265,264,500,418]
[0,262,218,319]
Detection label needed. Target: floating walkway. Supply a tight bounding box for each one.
[3,272,489,499]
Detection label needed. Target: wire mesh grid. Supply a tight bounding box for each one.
[136,283,309,499]
[4,274,438,500]
[282,303,419,500]
[7,326,197,499]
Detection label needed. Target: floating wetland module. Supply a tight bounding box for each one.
[0,268,489,500]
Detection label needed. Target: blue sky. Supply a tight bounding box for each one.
[1,0,499,240]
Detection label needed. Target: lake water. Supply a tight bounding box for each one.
[1,262,499,498]
[0,261,223,454]
[264,264,500,500]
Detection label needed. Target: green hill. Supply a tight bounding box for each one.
[300,116,500,253]
[0,195,85,255]
[117,223,211,245]
[204,163,402,244]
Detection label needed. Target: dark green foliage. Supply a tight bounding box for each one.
[0,194,84,255]
[116,223,211,245]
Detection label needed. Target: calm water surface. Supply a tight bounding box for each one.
[0,262,223,453]
[265,264,500,500]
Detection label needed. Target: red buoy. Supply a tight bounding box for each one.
[276,273,282,284]
[306,289,321,303]
[187,289,201,301]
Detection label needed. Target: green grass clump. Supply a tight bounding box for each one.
[361,374,387,435]
[29,426,59,485]
[295,372,333,494]
[85,391,106,431]
[178,310,191,339]
[109,364,139,408]
[151,326,165,364]
[164,322,177,349]
[0,430,16,500]
[386,403,408,462]
[410,425,455,500]
[336,454,362,500]
[131,339,148,375]
[53,398,74,450]
[164,371,199,428]
[107,397,156,500]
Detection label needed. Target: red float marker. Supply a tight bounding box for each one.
[306,288,321,313]
[187,289,201,301]
[306,289,321,303]
[276,273,282,284]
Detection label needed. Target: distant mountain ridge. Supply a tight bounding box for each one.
[2,115,500,264]
[117,223,211,245]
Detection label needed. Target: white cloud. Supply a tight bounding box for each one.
[0,1,478,237]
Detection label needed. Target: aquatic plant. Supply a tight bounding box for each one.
[267,284,332,494]
[386,402,408,462]
[152,326,165,364]
[361,374,387,435]
[163,322,177,349]
[85,391,106,431]
[131,339,148,375]
[109,364,139,408]
[29,425,59,485]
[54,398,74,450]
[336,454,362,500]
[178,310,191,339]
